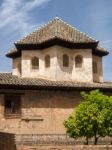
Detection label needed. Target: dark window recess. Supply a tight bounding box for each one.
[93,61,98,74]
[63,54,69,67]
[45,55,50,68]
[31,57,39,70]
[75,55,83,68]
[5,95,21,116]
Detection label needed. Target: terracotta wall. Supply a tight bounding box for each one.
[0,90,81,134]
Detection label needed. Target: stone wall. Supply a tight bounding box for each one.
[0,90,81,134]
[0,90,111,134]
[16,45,95,82]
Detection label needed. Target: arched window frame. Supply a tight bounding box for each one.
[75,55,83,68]
[18,62,21,74]
[45,55,50,68]
[63,54,69,67]
[93,61,97,74]
[31,57,39,70]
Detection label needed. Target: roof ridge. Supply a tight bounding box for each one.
[0,72,12,74]
[15,17,98,45]
[50,17,98,42]
[56,17,98,42]
[6,17,109,58]
[15,17,57,44]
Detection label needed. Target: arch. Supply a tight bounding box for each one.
[93,61,97,74]
[75,55,83,68]
[63,54,69,67]
[31,57,39,69]
[45,55,50,68]
[18,62,21,74]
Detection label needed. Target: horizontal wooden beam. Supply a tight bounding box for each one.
[0,89,25,95]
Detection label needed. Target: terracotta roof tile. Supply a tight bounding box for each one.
[96,45,108,53]
[6,18,109,57]
[0,73,112,90]
[6,47,18,55]
[15,17,97,45]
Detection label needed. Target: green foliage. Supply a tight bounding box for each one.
[64,90,112,145]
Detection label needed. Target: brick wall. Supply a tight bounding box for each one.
[0,90,112,134]
[0,90,81,134]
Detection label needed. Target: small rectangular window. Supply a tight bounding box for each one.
[4,95,21,117]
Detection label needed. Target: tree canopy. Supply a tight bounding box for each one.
[64,90,112,145]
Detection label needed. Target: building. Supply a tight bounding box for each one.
[0,17,112,149]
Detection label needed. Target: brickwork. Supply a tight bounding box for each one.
[0,91,111,134]
[0,90,80,134]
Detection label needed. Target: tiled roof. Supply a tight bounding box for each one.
[6,47,19,56]
[6,44,108,57]
[15,17,97,45]
[0,73,112,90]
[6,17,109,58]
[96,45,108,53]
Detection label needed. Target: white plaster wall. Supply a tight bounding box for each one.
[12,57,21,76]
[20,45,94,82]
[21,46,57,80]
[56,46,93,82]
[93,55,103,82]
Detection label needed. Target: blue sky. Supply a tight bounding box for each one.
[0,0,112,81]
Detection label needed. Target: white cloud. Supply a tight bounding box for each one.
[0,0,50,36]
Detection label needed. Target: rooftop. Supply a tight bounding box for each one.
[0,73,112,91]
[15,17,97,45]
[6,17,108,58]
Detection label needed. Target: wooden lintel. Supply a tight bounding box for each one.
[0,89,25,95]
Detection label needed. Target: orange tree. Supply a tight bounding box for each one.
[64,90,112,145]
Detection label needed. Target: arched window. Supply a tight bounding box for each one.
[18,63,21,74]
[45,55,50,68]
[93,61,97,74]
[75,55,83,68]
[63,54,69,67]
[31,57,39,69]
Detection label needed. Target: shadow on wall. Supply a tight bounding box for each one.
[22,91,81,109]
[0,132,16,150]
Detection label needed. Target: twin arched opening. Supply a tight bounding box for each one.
[31,57,39,70]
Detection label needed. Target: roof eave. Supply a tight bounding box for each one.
[6,51,21,58]
[15,38,98,49]
[0,84,112,92]
[93,50,109,57]
[7,39,108,58]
